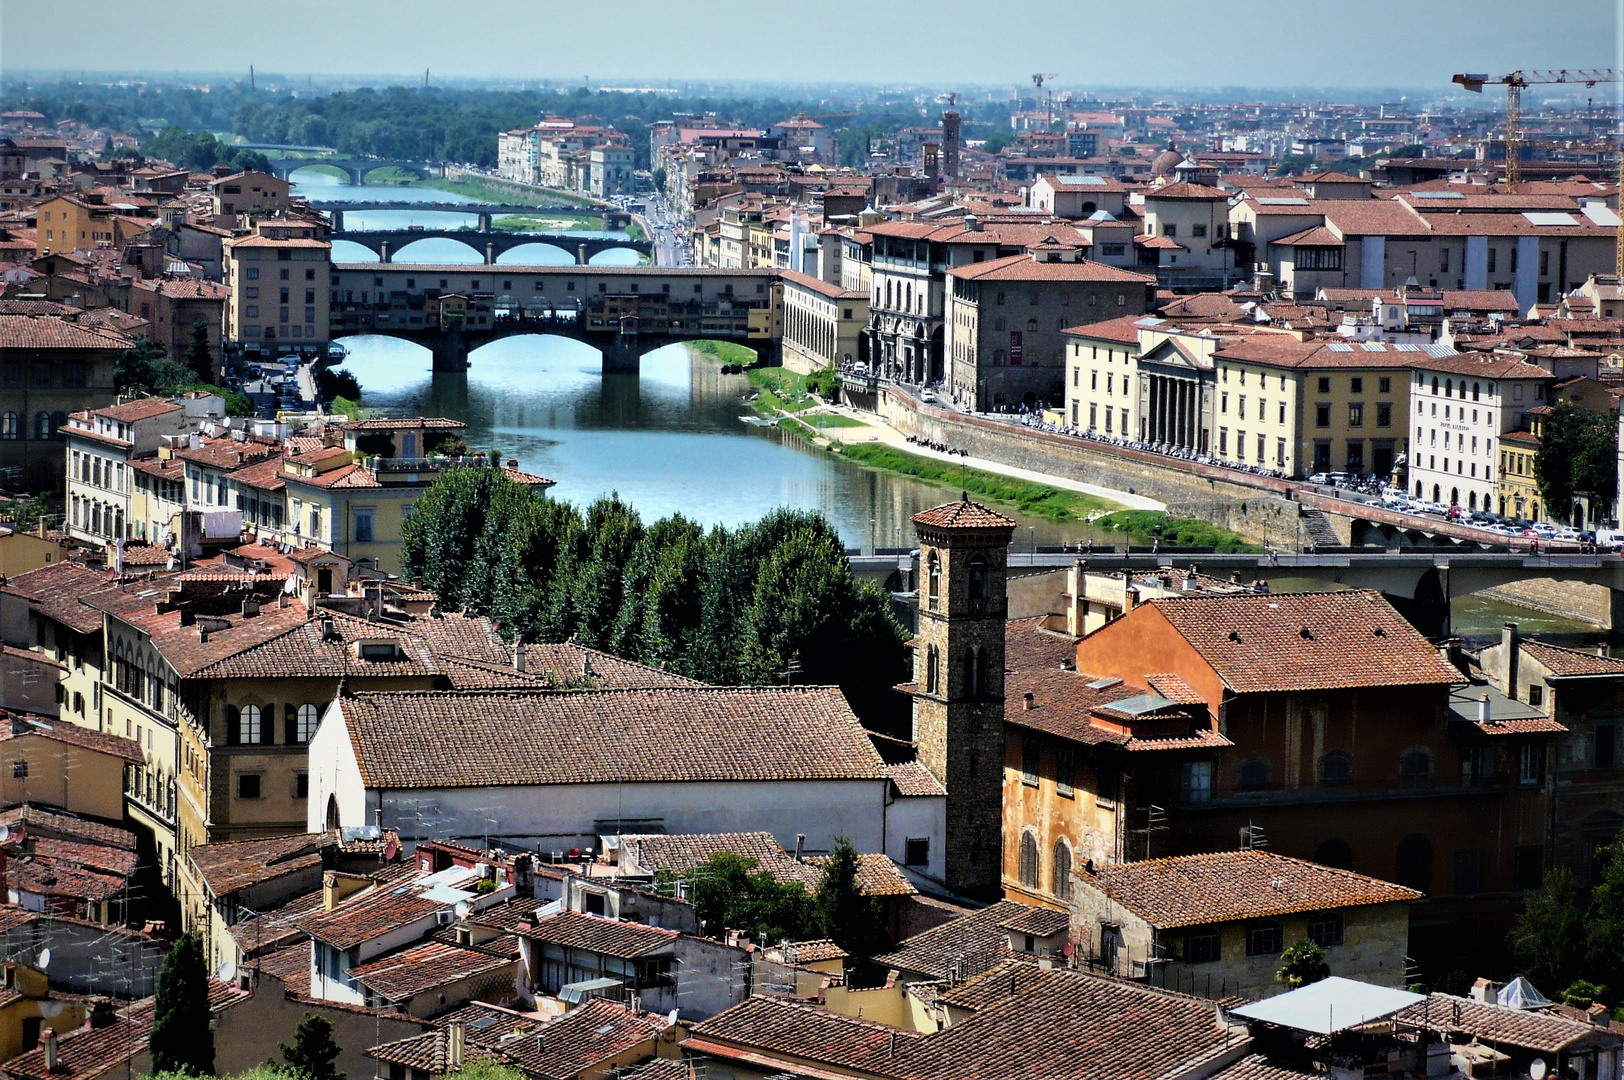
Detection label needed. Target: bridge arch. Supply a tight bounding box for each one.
[588,246,649,267]
[389,236,486,264]
[495,242,576,266]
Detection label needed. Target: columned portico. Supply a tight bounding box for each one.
[1145,372,1203,452]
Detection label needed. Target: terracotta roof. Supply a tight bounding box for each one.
[1002,619,1143,747]
[513,642,703,689]
[623,832,914,898]
[337,685,886,790]
[911,498,1017,531]
[1144,590,1462,694]
[1408,352,1552,379]
[297,869,473,950]
[0,314,132,351]
[946,254,1155,283]
[1391,993,1603,1054]
[1,562,114,634]
[1520,639,1624,677]
[997,906,1070,937]
[804,852,917,897]
[0,806,134,851]
[229,888,325,960]
[347,939,513,1001]
[780,939,848,963]
[342,417,466,432]
[252,942,313,994]
[1145,182,1229,199]
[871,900,1029,978]
[0,715,143,764]
[1063,313,1151,344]
[517,910,677,958]
[1214,1053,1323,1080]
[1273,225,1343,247]
[187,831,335,896]
[884,761,946,797]
[1081,850,1422,929]
[92,397,181,423]
[369,999,668,1080]
[780,268,864,299]
[183,609,440,680]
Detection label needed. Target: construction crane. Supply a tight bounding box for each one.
[1452,68,1619,192]
[1032,73,1058,130]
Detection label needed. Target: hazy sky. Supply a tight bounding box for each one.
[3,0,1620,92]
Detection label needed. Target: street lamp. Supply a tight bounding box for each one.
[1029,525,1036,563]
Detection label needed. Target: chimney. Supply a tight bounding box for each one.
[1478,693,1491,724]
[1023,692,1035,711]
[514,638,526,674]
[241,598,260,618]
[42,1029,57,1072]
[447,1021,465,1069]
[323,870,340,911]
[1502,621,1520,697]
[513,853,534,899]
[794,834,806,861]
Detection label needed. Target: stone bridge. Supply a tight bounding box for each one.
[308,203,631,230]
[266,157,442,185]
[330,229,651,265]
[847,549,1624,637]
[330,263,781,374]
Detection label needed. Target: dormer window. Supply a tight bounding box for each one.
[355,641,401,662]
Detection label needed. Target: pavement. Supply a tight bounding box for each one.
[800,403,1166,512]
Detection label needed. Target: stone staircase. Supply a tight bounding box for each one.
[1300,509,1341,550]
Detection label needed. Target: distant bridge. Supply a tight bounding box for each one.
[265,156,442,185]
[330,228,651,266]
[306,202,628,229]
[331,263,780,374]
[848,549,1624,636]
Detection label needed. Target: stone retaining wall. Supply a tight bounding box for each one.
[1477,578,1614,628]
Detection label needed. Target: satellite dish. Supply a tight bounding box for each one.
[667,1009,678,1025]
[1530,1060,1548,1080]
[35,948,49,971]
[0,825,12,844]
[216,959,235,983]
[453,901,471,919]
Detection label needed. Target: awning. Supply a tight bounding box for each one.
[1231,977,1426,1035]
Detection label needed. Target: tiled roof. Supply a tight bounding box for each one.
[0,715,143,764]
[625,831,787,876]
[1391,993,1600,1054]
[946,254,1154,283]
[0,806,134,851]
[1145,590,1462,694]
[997,906,1070,937]
[342,417,466,431]
[1145,182,1229,199]
[1408,351,1552,379]
[183,609,440,680]
[248,942,311,994]
[780,939,848,963]
[1521,640,1624,677]
[884,761,946,797]
[618,1060,692,1080]
[369,999,669,1080]
[1,562,113,634]
[871,900,1030,978]
[1213,1053,1322,1080]
[1002,618,1142,747]
[513,642,703,689]
[229,889,325,960]
[1081,850,1423,929]
[297,869,470,950]
[187,831,334,896]
[92,397,181,422]
[0,314,132,351]
[516,910,677,958]
[347,939,513,1001]
[338,685,886,790]
[805,853,917,897]
[911,497,1017,531]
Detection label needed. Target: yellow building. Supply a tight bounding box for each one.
[0,713,141,821]
[779,270,869,374]
[0,962,90,1063]
[34,195,147,257]
[0,526,67,578]
[1498,429,1543,522]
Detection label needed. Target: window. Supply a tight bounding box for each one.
[1021,733,1041,787]
[967,554,989,604]
[926,551,941,612]
[1182,761,1213,805]
[1597,724,1617,768]
[1056,746,1075,797]
[11,761,25,779]
[295,773,309,799]
[1018,832,1039,888]
[1163,223,1176,238]
[1320,752,1353,783]
[1518,743,1543,786]
[353,510,374,543]
[1379,377,1391,394]
[1318,377,1330,393]
[904,837,929,867]
[1315,838,1354,869]
[1307,913,1344,948]
[297,704,320,743]
[237,774,261,800]
[1395,833,1433,892]
[1052,840,1073,900]
[1377,403,1392,427]
[1400,749,1432,778]
[1528,684,1543,708]
[1348,404,1363,427]
[1182,928,1222,963]
[1454,849,1484,896]
[1238,758,1271,789]
[1245,921,1283,956]
[1316,404,1330,428]
[238,704,262,745]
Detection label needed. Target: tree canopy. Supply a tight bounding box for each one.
[150,933,215,1077]
[1509,843,1624,1013]
[278,1013,344,1080]
[1535,401,1618,524]
[400,472,908,726]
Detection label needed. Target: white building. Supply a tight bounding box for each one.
[308,685,948,886]
[64,395,220,545]
[1406,352,1551,511]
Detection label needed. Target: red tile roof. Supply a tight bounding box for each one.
[516,910,677,958]
[1081,850,1423,929]
[871,900,1030,979]
[884,761,946,797]
[1520,640,1624,678]
[187,831,334,896]
[0,314,132,350]
[946,254,1155,283]
[347,939,513,1001]
[91,397,181,423]
[1391,993,1603,1055]
[911,497,1017,531]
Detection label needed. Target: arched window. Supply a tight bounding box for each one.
[1320,752,1353,783]
[297,704,320,743]
[0,413,16,440]
[1400,748,1432,778]
[1445,379,1453,397]
[33,412,49,440]
[925,645,940,695]
[1315,838,1354,870]
[325,794,341,831]
[1238,758,1271,789]
[993,349,1006,367]
[1052,839,1073,900]
[239,704,262,745]
[50,411,65,439]
[1395,832,1433,892]
[1472,382,1481,401]
[1018,832,1040,888]
[967,554,988,603]
[964,647,981,699]
[1431,376,1439,394]
[927,551,941,612]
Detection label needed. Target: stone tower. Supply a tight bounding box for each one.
[910,495,1015,899]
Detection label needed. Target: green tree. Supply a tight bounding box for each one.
[278,1013,344,1080]
[1535,401,1618,523]
[316,367,361,402]
[435,1061,528,1080]
[150,933,215,1076]
[549,495,644,649]
[115,340,186,394]
[1509,865,1591,991]
[1276,939,1331,989]
[1586,842,1624,994]
[401,467,515,610]
[813,838,889,959]
[608,514,706,661]
[183,319,214,384]
[491,496,580,641]
[684,852,813,945]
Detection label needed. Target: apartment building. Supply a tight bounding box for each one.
[33,194,148,257]
[126,277,228,367]
[945,250,1154,411]
[0,313,130,492]
[1137,183,1240,290]
[64,397,194,545]
[779,269,868,374]
[223,220,331,355]
[1407,352,1551,512]
[209,170,291,221]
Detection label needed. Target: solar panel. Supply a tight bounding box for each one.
[1423,343,1456,357]
[1523,211,1578,226]
[1256,197,1310,206]
[1361,343,1386,351]
[1409,191,1464,200]
[1394,344,1420,352]
[1327,343,1354,352]
[1583,204,1621,227]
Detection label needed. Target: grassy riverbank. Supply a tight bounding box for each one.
[835,442,1116,522]
[407,175,597,207]
[689,340,757,364]
[1092,510,1260,552]
[489,213,602,233]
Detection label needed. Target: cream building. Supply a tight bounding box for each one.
[1407,352,1552,512]
[779,270,868,374]
[224,221,332,356]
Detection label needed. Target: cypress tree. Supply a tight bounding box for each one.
[183,319,214,385]
[279,1013,345,1080]
[149,933,215,1076]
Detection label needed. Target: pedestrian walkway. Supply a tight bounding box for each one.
[806,404,1166,512]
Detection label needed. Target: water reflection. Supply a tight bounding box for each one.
[335,334,1103,548]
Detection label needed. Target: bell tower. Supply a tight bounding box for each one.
[910,495,1015,899]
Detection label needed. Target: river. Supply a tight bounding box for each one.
[288,167,643,267]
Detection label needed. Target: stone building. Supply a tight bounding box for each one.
[903,497,1017,900]
[0,313,131,492]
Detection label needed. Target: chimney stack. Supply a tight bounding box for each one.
[447,1021,465,1069]
[513,853,534,900]
[1478,693,1491,724]
[42,1030,57,1073]
[1502,622,1520,697]
[794,834,806,861]
[514,638,526,674]
[1023,692,1035,711]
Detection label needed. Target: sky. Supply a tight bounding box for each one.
[2,0,1620,93]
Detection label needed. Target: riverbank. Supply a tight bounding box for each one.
[406,174,597,207]
[489,213,603,233]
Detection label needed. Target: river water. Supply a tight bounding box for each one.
[289,167,642,267]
